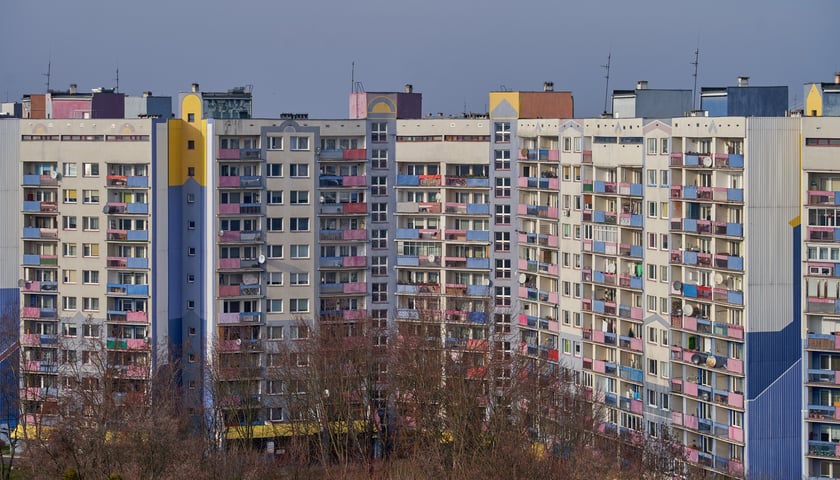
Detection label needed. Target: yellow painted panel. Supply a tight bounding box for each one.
[370,97,395,114]
[806,84,823,117]
[168,94,207,186]
[489,92,520,119]
[789,215,801,228]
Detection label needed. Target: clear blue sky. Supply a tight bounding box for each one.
[1,0,837,118]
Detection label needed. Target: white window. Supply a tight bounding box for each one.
[647,138,657,155]
[62,296,77,310]
[82,243,98,257]
[267,164,283,177]
[82,189,99,204]
[82,216,99,231]
[267,272,283,285]
[660,169,669,186]
[63,243,77,257]
[63,323,78,337]
[371,149,388,169]
[268,136,283,150]
[267,217,283,231]
[647,264,657,281]
[290,218,309,231]
[289,164,309,177]
[289,324,309,339]
[290,244,309,258]
[660,265,669,283]
[63,216,77,230]
[660,361,670,379]
[267,245,283,258]
[63,189,78,204]
[82,270,99,284]
[290,136,309,151]
[290,191,309,204]
[647,327,658,344]
[660,202,669,219]
[647,201,657,217]
[267,299,283,313]
[494,122,510,143]
[82,297,99,311]
[290,272,309,285]
[647,295,656,312]
[494,149,510,170]
[647,389,658,407]
[290,298,309,313]
[63,163,77,177]
[371,122,387,143]
[268,191,283,204]
[648,359,658,376]
[82,163,100,177]
[660,138,669,154]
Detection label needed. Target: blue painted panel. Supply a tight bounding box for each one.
[682,284,698,298]
[22,174,40,185]
[684,251,698,265]
[466,178,489,187]
[728,256,744,271]
[630,245,644,258]
[630,214,643,227]
[593,181,605,193]
[126,203,148,214]
[729,154,744,167]
[466,258,490,269]
[726,223,743,237]
[22,254,40,265]
[466,230,489,242]
[593,241,606,253]
[630,276,643,289]
[593,271,605,283]
[127,230,149,241]
[683,218,697,232]
[126,257,148,269]
[727,291,743,305]
[593,300,605,313]
[396,175,419,186]
[23,200,41,211]
[396,284,418,294]
[593,211,606,223]
[467,312,488,323]
[684,154,700,166]
[727,188,744,202]
[726,86,788,117]
[629,183,643,196]
[396,228,419,239]
[22,227,40,238]
[396,256,419,267]
[683,185,697,199]
[466,204,489,215]
[127,176,149,187]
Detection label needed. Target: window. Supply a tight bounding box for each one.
[268,191,283,204]
[660,361,670,379]
[290,272,309,285]
[290,298,309,313]
[63,163,77,177]
[187,193,195,203]
[267,299,283,313]
[371,176,387,196]
[372,283,387,303]
[63,323,78,337]
[562,136,572,152]
[63,243,77,257]
[187,113,195,122]
[660,169,669,186]
[495,286,511,306]
[660,138,669,154]
[574,137,582,152]
[647,295,656,312]
[63,215,77,230]
[187,140,195,150]
[660,265,669,283]
[82,270,99,284]
[495,231,510,252]
[371,122,387,143]
[660,202,669,218]
[267,245,283,258]
[188,274,195,283]
[647,201,657,218]
[290,324,310,340]
[290,244,309,258]
[660,330,669,346]
[187,167,195,177]
[661,234,669,250]
[267,218,283,231]
[371,149,388,169]
[82,163,99,177]
[495,177,511,198]
[648,233,657,249]
[187,300,195,310]
[496,258,511,279]
[82,216,99,231]
[267,272,283,285]
[290,164,309,178]
[647,138,657,155]
[267,164,283,177]
[647,264,657,281]
[494,149,510,170]
[188,221,196,230]
[290,136,309,151]
[63,269,77,284]
[290,217,310,231]
[188,247,196,256]
[647,169,656,186]
[648,359,658,376]
[371,256,387,276]
[289,190,309,205]
[268,136,282,150]
[371,229,387,249]
[494,122,510,143]
[62,296,77,310]
[661,393,669,410]
[63,189,78,204]
[82,189,99,204]
[648,389,658,407]
[82,297,99,311]
[372,203,387,222]
[495,204,510,225]
[267,327,284,340]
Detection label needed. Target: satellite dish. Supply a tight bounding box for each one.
[257,254,266,264]
[672,281,683,292]
[218,230,224,237]
[714,273,724,285]
[235,338,242,345]
[50,170,58,179]
[705,355,718,368]
[518,273,527,284]
[702,156,713,168]
[606,263,616,274]
[683,304,694,317]
[691,353,705,365]
[427,254,436,263]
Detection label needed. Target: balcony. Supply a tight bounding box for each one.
[444,176,490,188]
[808,440,840,458]
[219,284,262,298]
[106,283,150,296]
[808,226,840,242]
[22,254,57,266]
[22,201,58,213]
[808,333,840,351]
[218,175,262,188]
[104,202,149,215]
[809,369,840,386]
[219,202,262,215]
[218,230,262,243]
[106,337,149,350]
[518,149,559,161]
[22,307,57,319]
[22,227,58,240]
[807,404,840,421]
[219,312,262,324]
[319,175,367,187]
[808,190,840,206]
[106,256,149,269]
[218,148,262,161]
[107,311,148,323]
[22,174,58,187]
[21,280,58,293]
[106,175,149,187]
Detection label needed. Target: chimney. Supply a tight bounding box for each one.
[404,84,413,94]
[69,84,78,94]
[191,83,200,93]
[636,80,648,90]
[737,76,749,87]
[835,72,840,85]
[543,81,554,92]
[143,91,152,98]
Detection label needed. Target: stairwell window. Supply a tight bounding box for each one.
[494,122,510,143]
[371,122,387,143]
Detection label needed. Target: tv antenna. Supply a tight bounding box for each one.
[601,52,611,115]
[43,58,52,92]
[115,66,120,93]
[691,48,700,110]
[351,61,364,93]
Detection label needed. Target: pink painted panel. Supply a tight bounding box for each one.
[548,235,559,247]
[219,258,241,269]
[548,150,560,161]
[592,330,605,343]
[683,350,695,362]
[23,307,40,318]
[547,207,559,219]
[218,285,240,297]
[25,361,40,371]
[517,204,527,215]
[343,310,366,320]
[728,392,744,408]
[547,264,559,275]
[727,358,743,374]
[52,99,91,119]
[343,176,367,186]
[218,203,240,214]
[630,338,643,351]
[218,148,240,159]
[343,256,366,267]
[218,176,240,187]
[548,292,559,303]
[593,360,606,373]
[24,281,40,292]
[671,411,683,425]
[126,365,147,377]
[126,311,148,322]
[729,461,744,476]
[518,259,528,270]
[517,177,529,188]
[682,316,697,331]
[219,230,240,242]
[630,399,643,414]
[126,338,147,350]
[21,333,40,345]
[548,178,559,189]
[728,325,744,339]
[631,307,643,320]
[729,426,744,442]
[548,321,559,332]
[686,448,699,463]
[219,313,241,324]
[518,287,529,298]
[684,381,698,397]
[835,334,840,350]
[518,314,529,326]
[343,282,367,294]
[684,414,699,430]
[343,229,366,240]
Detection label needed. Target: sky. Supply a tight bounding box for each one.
[1,0,838,119]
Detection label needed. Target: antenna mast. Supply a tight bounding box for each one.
[115,66,120,93]
[351,61,355,93]
[691,49,700,110]
[601,53,611,115]
[43,59,51,92]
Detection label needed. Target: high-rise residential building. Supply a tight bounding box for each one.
[804,73,840,117]
[7,77,840,479]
